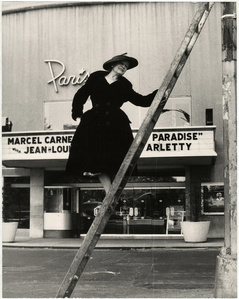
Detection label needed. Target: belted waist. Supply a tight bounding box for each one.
[92,104,120,111]
[82,105,131,125]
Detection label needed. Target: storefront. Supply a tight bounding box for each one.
[2,2,224,239]
[2,126,222,238]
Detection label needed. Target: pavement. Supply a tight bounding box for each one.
[2,234,224,249]
[2,246,221,298]
[2,236,224,298]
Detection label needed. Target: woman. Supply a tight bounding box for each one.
[66,53,158,193]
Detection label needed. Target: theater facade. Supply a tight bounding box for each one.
[2,2,224,239]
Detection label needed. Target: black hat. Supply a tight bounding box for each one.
[103,53,138,71]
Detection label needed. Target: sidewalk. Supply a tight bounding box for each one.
[3,235,224,249]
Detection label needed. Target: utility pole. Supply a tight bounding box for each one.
[214,2,237,297]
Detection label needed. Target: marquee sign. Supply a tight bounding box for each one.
[2,127,217,167]
[4,134,73,158]
[140,130,214,158]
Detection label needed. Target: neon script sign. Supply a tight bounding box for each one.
[45,59,90,93]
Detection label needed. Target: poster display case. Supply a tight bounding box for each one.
[201,183,224,215]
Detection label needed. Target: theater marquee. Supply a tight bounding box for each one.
[2,126,217,168]
[140,129,215,158]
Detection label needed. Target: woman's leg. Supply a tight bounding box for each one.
[98,173,112,193]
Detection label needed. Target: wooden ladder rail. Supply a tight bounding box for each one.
[56,2,214,297]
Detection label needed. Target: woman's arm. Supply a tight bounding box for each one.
[71,78,92,121]
[123,79,158,107]
[128,89,158,107]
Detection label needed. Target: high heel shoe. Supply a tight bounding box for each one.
[83,172,101,177]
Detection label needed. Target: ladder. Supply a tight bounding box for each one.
[56,3,214,297]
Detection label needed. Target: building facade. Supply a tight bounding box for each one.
[2,1,225,238]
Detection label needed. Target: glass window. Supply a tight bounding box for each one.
[44,97,191,130]
[156,97,191,127]
[80,187,185,234]
[44,188,63,212]
[44,188,79,213]
[201,183,224,215]
[3,178,30,229]
[44,100,92,130]
[134,96,191,129]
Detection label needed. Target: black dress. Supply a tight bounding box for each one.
[66,71,157,176]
